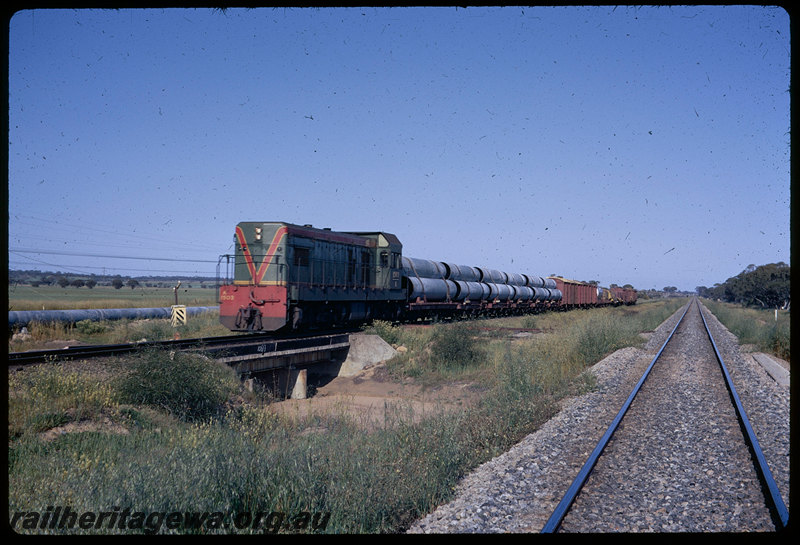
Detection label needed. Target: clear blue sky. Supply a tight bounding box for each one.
[7,6,791,291]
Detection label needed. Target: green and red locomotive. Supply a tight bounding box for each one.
[219,222,406,331]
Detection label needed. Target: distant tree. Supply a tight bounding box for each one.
[112,278,124,290]
[663,286,678,294]
[57,277,70,288]
[71,279,85,288]
[703,263,790,308]
[622,284,634,289]
[127,279,139,289]
[85,279,97,289]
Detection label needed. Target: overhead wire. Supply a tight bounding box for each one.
[9,252,217,276]
[9,213,234,277]
[10,213,229,255]
[10,248,216,263]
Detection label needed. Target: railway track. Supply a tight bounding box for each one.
[542,298,789,532]
[408,299,790,534]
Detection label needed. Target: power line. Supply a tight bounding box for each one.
[9,255,216,276]
[10,214,228,253]
[10,248,218,263]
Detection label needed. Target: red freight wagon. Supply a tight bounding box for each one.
[549,277,598,308]
[610,286,638,305]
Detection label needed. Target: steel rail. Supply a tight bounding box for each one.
[8,329,358,367]
[540,300,691,533]
[697,302,789,530]
[7,334,254,366]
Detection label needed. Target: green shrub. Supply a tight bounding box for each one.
[363,319,402,346]
[116,349,239,421]
[521,315,538,329]
[75,319,107,335]
[571,312,639,366]
[427,323,482,372]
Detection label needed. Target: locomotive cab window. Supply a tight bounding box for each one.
[380,251,389,268]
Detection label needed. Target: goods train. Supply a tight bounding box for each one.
[218,222,637,332]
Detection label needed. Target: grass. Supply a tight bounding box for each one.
[8,310,234,353]
[9,299,686,534]
[701,299,790,364]
[8,284,218,311]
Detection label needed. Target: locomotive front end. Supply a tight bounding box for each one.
[219,222,290,332]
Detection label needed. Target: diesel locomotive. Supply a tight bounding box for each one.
[218,221,636,332]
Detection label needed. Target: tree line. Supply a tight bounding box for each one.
[696,262,790,309]
[8,270,217,289]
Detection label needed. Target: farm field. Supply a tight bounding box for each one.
[8,284,219,311]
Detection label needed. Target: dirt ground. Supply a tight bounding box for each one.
[269,363,484,428]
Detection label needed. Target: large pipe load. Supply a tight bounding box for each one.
[404,255,553,305]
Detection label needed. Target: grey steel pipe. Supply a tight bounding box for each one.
[525,275,546,288]
[477,268,506,284]
[452,281,469,302]
[443,263,480,282]
[8,307,218,328]
[506,272,527,286]
[402,257,446,279]
[515,286,534,301]
[407,277,456,302]
[495,283,513,301]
